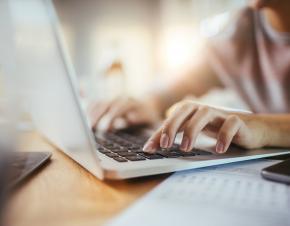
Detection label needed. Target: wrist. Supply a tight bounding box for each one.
[247,115,289,148]
[238,113,290,148]
[237,113,270,148]
[255,115,290,148]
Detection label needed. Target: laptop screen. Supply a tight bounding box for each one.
[2,0,104,179]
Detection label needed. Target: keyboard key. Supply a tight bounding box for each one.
[118,151,138,157]
[157,150,182,158]
[128,148,143,153]
[126,155,146,161]
[181,152,196,157]
[104,152,119,158]
[110,147,126,152]
[139,152,164,160]
[104,143,117,149]
[113,157,128,162]
[195,150,212,155]
[97,148,111,154]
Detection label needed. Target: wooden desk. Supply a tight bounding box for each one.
[7,132,168,226]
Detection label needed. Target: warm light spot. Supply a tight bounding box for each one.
[159,26,205,72]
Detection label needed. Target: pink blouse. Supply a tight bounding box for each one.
[207,7,290,113]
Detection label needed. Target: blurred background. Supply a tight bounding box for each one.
[53,0,247,100]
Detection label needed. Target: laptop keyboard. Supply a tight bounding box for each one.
[95,131,212,163]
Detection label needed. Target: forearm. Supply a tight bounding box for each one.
[144,61,222,117]
[240,114,290,148]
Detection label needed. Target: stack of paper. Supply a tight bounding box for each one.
[109,160,290,226]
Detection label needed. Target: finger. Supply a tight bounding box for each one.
[111,117,129,130]
[125,111,149,125]
[181,106,222,152]
[216,115,242,154]
[104,99,134,131]
[90,101,112,129]
[161,104,197,149]
[165,100,190,118]
[143,126,163,153]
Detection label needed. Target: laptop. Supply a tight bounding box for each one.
[4,0,290,180]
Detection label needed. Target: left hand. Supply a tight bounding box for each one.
[143,100,267,154]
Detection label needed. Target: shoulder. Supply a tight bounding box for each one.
[205,7,258,72]
[231,7,256,40]
[205,7,256,41]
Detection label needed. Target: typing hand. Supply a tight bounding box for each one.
[143,100,267,154]
[88,97,161,131]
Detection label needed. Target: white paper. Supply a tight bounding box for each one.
[109,160,290,226]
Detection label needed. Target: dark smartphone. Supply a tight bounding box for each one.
[0,151,51,225]
[7,152,52,189]
[261,159,290,184]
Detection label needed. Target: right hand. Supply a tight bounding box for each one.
[88,97,161,131]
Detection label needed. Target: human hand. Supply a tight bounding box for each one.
[143,100,267,154]
[88,97,161,131]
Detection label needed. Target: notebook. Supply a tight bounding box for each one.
[109,159,290,226]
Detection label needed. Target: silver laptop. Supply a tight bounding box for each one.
[4,0,290,180]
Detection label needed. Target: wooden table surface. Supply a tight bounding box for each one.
[7,132,169,226]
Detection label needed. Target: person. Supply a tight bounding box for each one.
[88,0,290,155]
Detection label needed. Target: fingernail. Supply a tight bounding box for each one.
[216,141,224,154]
[143,141,155,153]
[160,133,169,148]
[98,116,110,131]
[180,136,189,151]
